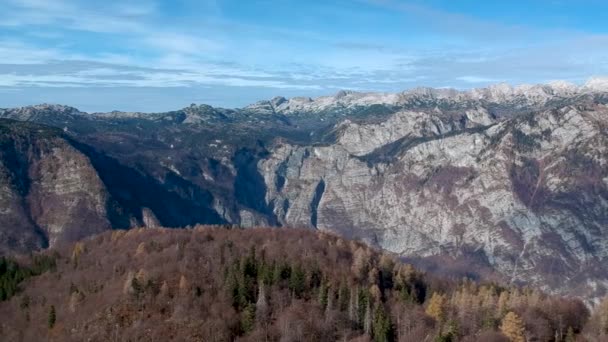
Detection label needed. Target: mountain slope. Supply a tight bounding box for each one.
[0,120,226,253]
[0,80,607,299]
[0,120,111,252]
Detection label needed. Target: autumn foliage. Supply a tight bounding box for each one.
[0,226,603,341]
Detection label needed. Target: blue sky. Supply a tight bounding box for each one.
[1,0,608,112]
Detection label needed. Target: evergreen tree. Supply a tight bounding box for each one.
[48,305,56,329]
[243,247,258,279]
[338,282,349,311]
[434,334,453,342]
[437,320,459,342]
[288,264,306,298]
[240,303,255,334]
[278,262,292,283]
[237,274,251,309]
[131,277,143,299]
[309,264,322,289]
[372,305,393,342]
[271,261,281,285]
[258,260,274,286]
[318,282,329,309]
[359,288,371,328]
[227,266,247,310]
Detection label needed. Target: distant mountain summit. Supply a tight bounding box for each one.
[246,78,608,116]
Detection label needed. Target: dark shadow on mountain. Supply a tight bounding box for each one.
[69,139,226,228]
[232,143,278,225]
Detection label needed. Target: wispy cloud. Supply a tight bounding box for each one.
[1,0,148,33]
[0,0,607,111]
[456,76,499,84]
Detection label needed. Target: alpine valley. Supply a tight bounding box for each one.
[1,79,607,301]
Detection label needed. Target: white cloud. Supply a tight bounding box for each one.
[0,41,64,64]
[0,63,325,90]
[2,0,148,34]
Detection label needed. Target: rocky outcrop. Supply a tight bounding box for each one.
[0,120,111,252]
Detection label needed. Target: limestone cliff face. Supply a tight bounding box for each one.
[259,103,608,298]
[0,120,111,253]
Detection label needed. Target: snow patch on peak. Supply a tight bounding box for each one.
[584,77,608,91]
[547,80,578,93]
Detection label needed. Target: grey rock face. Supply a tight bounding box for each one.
[0,121,111,252]
[259,103,608,298]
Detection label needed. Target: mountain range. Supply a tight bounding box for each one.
[0,79,607,300]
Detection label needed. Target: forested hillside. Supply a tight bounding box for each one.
[1,227,606,341]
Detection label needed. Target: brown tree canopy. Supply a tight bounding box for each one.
[0,226,596,341]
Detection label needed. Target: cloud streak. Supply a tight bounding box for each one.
[0,0,607,111]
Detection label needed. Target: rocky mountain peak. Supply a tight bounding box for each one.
[245,78,608,117]
[584,76,608,91]
[547,80,579,93]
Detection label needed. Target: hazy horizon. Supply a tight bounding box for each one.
[1,0,608,112]
[3,77,607,113]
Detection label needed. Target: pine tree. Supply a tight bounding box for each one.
[318,282,328,309]
[243,247,258,279]
[373,305,393,342]
[500,311,525,342]
[131,277,143,299]
[227,267,246,309]
[258,260,274,286]
[48,305,56,329]
[338,282,349,311]
[359,288,371,328]
[288,264,306,298]
[309,264,322,289]
[439,320,459,342]
[271,261,281,285]
[241,303,255,334]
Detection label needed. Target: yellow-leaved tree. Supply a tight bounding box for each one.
[425,292,447,322]
[500,311,525,342]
